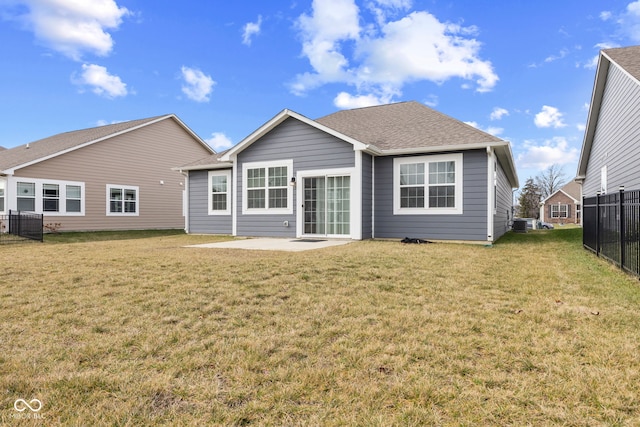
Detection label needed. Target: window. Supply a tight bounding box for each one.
[17,182,36,211]
[11,179,84,215]
[208,170,231,215]
[107,185,139,215]
[66,185,82,213]
[551,204,569,218]
[242,160,293,214]
[43,184,60,212]
[394,154,463,215]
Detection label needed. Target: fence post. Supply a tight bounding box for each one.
[620,186,625,269]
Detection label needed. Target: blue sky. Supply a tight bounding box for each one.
[1,0,639,187]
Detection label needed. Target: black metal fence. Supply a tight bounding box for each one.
[0,210,43,244]
[583,188,640,277]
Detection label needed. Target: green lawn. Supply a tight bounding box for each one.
[1,229,639,425]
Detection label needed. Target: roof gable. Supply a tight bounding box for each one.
[220,109,368,161]
[542,181,581,204]
[577,45,640,180]
[0,114,214,174]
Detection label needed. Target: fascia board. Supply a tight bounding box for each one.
[576,54,610,179]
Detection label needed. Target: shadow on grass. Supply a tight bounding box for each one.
[495,227,582,246]
[44,229,186,244]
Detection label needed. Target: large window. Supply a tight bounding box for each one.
[551,204,569,218]
[208,170,231,215]
[107,185,139,215]
[13,179,84,215]
[394,154,463,215]
[242,160,293,214]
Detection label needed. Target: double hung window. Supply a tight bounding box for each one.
[242,160,293,214]
[394,154,463,215]
[107,185,139,215]
[208,170,231,215]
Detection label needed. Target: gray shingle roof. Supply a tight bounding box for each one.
[177,150,232,170]
[0,115,169,171]
[315,101,503,151]
[604,45,640,82]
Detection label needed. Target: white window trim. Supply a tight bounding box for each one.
[242,159,293,215]
[393,153,463,215]
[0,178,5,214]
[106,184,139,216]
[10,178,85,216]
[208,170,232,215]
[551,204,569,218]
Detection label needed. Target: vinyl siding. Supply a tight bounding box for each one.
[583,64,640,196]
[374,150,488,241]
[236,117,356,237]
[188,169,233,234]
[10,118,212,231]
[493,156,513,241]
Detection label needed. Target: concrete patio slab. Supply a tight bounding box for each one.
[185,238,353,252]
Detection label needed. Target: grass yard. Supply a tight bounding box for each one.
[1,229,640,425]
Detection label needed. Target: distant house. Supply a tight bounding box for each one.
[539,181,581,225]
[576,45,640,195]
[178,101,519,243]
[0,115,214,231]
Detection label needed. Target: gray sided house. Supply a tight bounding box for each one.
[179,101,519,243]
[577,45,640,195]
[0,115,214,231]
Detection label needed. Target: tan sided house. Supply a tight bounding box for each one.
[0,115,214,231]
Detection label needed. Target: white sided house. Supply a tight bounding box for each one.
[179,101,519,243]
[0,115,214,231]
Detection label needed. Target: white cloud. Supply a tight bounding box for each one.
[291,0,361,94]
[464,121,503,136]
[423,94,438,107]
[600,11,612,21]
[242,15,262,46]
[544,48,569,63]
[490,107,509,121]
[205,132,233,151]
[517,137,579,170]
[534,105,566,128]
[291,0,498,98]
[180,66,215,102]
[620,1,640,41]
[334,91,392,108]
[7,0,130,60]
[74,63,127,98]
[576,123,586,132]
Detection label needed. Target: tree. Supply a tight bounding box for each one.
[518,178,541,218]
[536,164,566,199]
